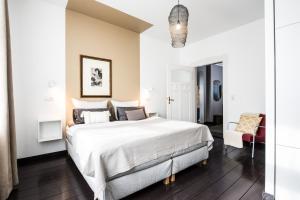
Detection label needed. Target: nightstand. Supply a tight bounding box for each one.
[38,119,63,142]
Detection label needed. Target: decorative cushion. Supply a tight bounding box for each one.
[72,98,107,109]
[111,100,139,119]
[235,115,262,135]
[117,107,146,121]
[73,108,109,124]
[125,109,147,121]
[81,111,110,124]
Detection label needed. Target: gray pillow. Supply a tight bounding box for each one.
[116,107,146,121]
[125,109,147,121]
[73,108,109,124]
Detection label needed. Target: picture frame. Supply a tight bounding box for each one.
[80,55,112,97]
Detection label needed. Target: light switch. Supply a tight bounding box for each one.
[231,95,235,101]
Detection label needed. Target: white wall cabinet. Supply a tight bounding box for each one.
[275,0,300,28]
[274,0,300,199]
[275,24,300,149]
[276,146,300,199]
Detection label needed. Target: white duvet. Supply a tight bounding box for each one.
[68,117,214,200]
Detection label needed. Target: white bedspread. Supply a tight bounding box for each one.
[68,117,214,200]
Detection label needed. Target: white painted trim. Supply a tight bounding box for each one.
[186,55,227,133]
[44,0,68,8]
[264,0,276,195]
[188,55,228,68]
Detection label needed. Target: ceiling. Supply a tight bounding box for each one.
[96,0,264,45]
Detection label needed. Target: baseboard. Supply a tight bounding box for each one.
[17,150,67,166]
[262,192,275,200]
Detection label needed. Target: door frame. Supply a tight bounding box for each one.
[185,55,227,129]
[196,61,223,124]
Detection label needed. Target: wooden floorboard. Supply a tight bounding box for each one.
[8,137,265,200]
[240,175,265,200]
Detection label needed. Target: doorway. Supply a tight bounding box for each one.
[196,62,223,138]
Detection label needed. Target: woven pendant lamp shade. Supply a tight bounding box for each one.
[168,3,189,48]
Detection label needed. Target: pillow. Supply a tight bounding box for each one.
[72,98,107,109]
[73,108,109,124]
[125,109,147,121]
[235,115,263,134]
[81,111,110,124]
[117,107,146,121]
[111,100,139,119]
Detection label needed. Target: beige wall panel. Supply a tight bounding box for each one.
[66,10,140,121]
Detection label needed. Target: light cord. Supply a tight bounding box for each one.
[177,0,180,24]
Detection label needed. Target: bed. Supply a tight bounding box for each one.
[66,116,214,200]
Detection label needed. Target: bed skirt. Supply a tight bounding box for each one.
[66,140,208,200]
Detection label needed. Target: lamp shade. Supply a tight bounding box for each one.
[168,4,189,48]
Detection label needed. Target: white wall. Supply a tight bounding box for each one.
[140,34,180,117]
[8,0,67,158]
[180,19,265,127]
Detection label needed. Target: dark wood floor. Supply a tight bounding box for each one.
[8,138,265,200]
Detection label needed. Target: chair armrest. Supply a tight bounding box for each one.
[227,122,239,130]
[228,122,239,125]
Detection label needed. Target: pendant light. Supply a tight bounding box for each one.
[168,0,189,48]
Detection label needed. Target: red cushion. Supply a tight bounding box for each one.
[242,134,265,143]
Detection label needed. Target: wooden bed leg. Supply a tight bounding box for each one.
[202,159,208,166]
[163,177,170,185]
[170,174,175,183]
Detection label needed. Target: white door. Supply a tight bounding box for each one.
[167,65,196,122]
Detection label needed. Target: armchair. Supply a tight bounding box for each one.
[224,114,265,158]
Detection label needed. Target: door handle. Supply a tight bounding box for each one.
[167,96,174,104]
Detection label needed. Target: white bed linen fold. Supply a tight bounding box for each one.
[68,117,214,200]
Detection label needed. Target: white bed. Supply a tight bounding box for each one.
[66,117,214,200]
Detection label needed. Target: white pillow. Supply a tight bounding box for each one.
[81,111,110,124]
[72,98,107,109]
[110,100,139,119]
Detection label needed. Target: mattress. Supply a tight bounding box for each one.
[66,130,73,145]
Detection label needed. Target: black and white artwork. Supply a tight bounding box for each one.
[91,68,102,87]
[81,55,112,97]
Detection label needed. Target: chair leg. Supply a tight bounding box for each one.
[252,136,255,159]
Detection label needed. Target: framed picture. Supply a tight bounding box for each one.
[80,55,112,97]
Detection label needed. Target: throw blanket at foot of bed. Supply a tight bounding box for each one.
[68,117,214,200]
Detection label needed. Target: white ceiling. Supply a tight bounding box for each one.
[96,0,264,45]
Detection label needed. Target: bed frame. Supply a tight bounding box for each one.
[66,140,209,200]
